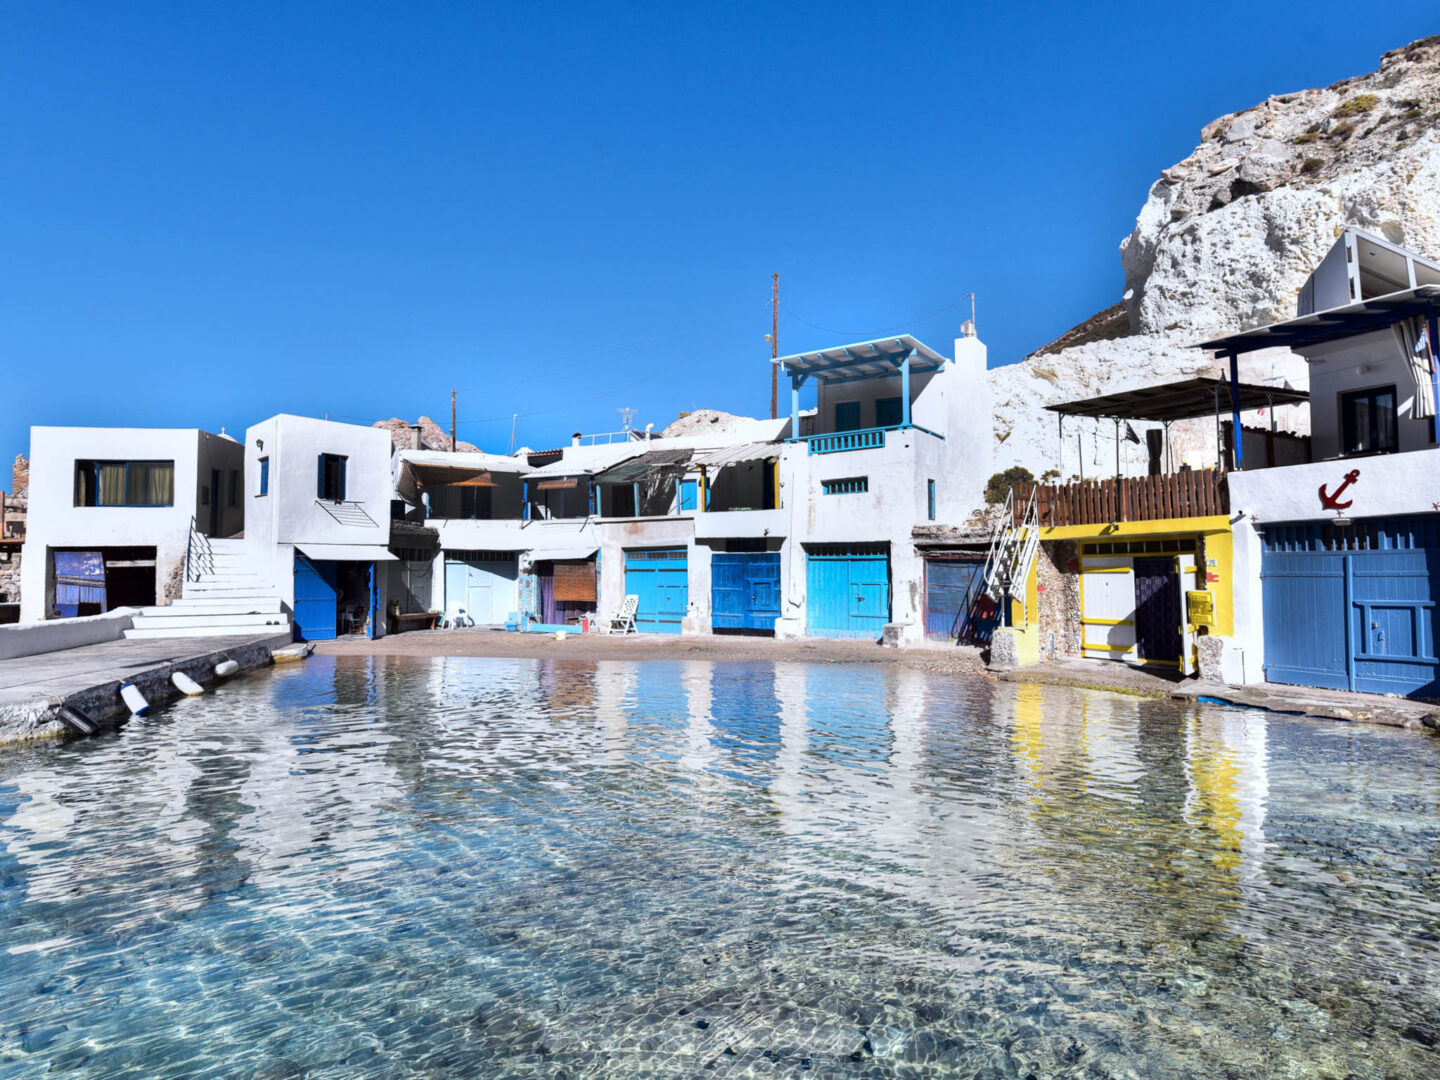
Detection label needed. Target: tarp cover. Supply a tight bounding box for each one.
[595,448,693,484]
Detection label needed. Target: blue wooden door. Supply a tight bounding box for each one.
[925,559,981,640]
[625,548,689,633]
[711,553,781,631]
[293,554,338,641]
[678,479,698,512]
[806,547,889,638]
[1351,546,1439,695]
[1262,518,1440,696]
[834,401,861,432]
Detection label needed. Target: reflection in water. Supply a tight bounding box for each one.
[1,656,1438,1079]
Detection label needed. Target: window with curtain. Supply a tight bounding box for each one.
[74,461,175,506]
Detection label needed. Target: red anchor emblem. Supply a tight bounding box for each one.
[1319,468,1360,511]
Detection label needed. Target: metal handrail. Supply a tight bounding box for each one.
[185,516,214,582]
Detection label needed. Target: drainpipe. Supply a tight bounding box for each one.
[1228,349,1243,469]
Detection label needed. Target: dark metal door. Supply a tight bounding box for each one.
[1132,557,1181,663]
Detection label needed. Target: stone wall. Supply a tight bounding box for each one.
[12,454,28,497]
[0,549,19,604]
[1035,540,1081,660]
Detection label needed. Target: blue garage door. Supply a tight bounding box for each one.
[806,545,889,639]
[1262,517,1440,696]
[293,553,338,641]
[625,548,689,634]
[925,558,982,641]
[712,552,781,631]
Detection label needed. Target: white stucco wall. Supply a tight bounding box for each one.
[1302,330,1435,459]
[1227,446,1440,523]
[20,427,239,621]
[243,415,395,618]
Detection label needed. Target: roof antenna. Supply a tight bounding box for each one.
[619,406,636,432]
[961,292,977,338]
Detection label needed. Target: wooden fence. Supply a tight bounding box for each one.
[1016,469,1229,528]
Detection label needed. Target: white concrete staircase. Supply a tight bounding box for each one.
[124,538,292,640]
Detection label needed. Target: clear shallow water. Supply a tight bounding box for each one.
[1,657,1438,1079]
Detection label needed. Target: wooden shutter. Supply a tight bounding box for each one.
[551,559,596,602]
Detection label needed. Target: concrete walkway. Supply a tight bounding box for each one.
[0,632,293,745]
[998,658,1440,732]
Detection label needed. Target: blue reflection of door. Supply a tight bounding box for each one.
[711,553,781,631]
[806,546,889,639]
[625,548,689,633]
[293,553,338,641]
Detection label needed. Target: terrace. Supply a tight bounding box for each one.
[779,335,949,456]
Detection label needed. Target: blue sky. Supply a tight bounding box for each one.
[1,3,1433,469]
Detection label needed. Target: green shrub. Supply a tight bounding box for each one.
[1329,121,1355,140]
[1334,93,1378,117]
[1292,132,1319,144]
[985,466,1035,505]
[1301,157,1325,175]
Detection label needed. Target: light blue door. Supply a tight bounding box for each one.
[678,479,698,512]
[806,546,889,639]
[625,548,689,633]
[293,553,338,641]
[712,553,781,631]
[1262,517,1439,695]
[445,556,518,625]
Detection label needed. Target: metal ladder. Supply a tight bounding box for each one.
[956,486,1040,641]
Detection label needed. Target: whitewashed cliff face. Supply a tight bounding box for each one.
[989,36,1440,480]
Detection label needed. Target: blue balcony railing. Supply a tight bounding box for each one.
[795,424,944,455]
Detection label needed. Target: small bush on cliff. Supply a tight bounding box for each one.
[985,466,1035,505]
[1334,93,1378,117]
[1301,157,1325,175]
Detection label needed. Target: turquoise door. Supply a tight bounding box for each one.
[806,546,889,639]
[293,553,338,641]
[712,553,781,631]
[625,548,689,633]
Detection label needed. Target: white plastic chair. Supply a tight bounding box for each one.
[601,594,639,635]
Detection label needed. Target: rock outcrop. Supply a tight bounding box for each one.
[989,36,1440,479]
[373,416,480,454]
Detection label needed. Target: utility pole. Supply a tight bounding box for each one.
[450,390,456,452]
[769,273,779,420]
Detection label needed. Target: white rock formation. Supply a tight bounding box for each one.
[989,35,1440,481]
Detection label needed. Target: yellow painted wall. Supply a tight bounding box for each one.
[1038,515,1235,639]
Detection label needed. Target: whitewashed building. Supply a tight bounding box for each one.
[19,427,244,623]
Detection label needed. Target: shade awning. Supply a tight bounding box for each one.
[409,464,498,487]
[1044,377,1308,422]
[693,442,782,468]
[532,544,598,561]
[595,448,693,483]
[778,334,948,383]
[296,543,399,562]
[1196,285,1440,356]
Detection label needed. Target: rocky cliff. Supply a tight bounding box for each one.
[989,35,1440,479]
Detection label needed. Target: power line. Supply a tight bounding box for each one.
[779,296,971,338]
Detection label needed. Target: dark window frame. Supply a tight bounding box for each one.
[317,453,348,501]
[1339,384,1398,456]
[73,460,176,508]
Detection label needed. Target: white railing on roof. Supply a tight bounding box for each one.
[572,429,652,446]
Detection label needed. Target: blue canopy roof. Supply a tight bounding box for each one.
[1196,285,1440,357]
[778,335,948,383]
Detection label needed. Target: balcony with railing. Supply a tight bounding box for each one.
[1016,469,1229,528]
[797,424,944,456]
